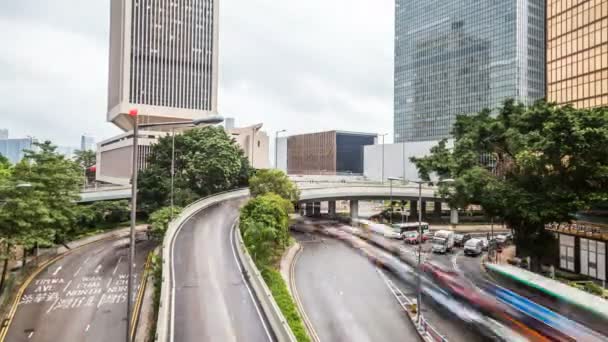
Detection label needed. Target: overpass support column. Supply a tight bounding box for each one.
[410,200,418,218]
[421,201,427,219]
[450,208,459,225]
[305,203,314,217]
[328,201,336,218]
[313,202,321,216]
[434,201,442,217]
[350,200,359,220]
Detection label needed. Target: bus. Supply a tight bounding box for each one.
[392,222,429,234]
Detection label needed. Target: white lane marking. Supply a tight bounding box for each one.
[85,324,90,332]
[106,277,113,289]
[94,265,102,274]
[46,298,59,314]
[96,294,105,309]
[52,266,62,276]
[83,256,90,264]
[73,266,82,277]
[112,257,122,275]
[63,280,72,292]
[28,331,34,339]
[230,220,273,342]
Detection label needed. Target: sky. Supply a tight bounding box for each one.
[0,0,395,150]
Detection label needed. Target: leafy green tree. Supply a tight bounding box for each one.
[240,193,293,265]
[412,100,608,266]
[74,149,96,185]
[138,126,247,212]
[149,206,183,241]
[249,169,300,202]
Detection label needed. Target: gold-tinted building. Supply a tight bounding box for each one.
[547,0,608,108]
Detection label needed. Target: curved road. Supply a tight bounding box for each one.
[5,233,155,341]
[293,233,420,341]
[171,199,274,342]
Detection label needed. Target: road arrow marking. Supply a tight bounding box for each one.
[52,266,62,276]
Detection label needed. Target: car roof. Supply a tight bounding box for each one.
[465,238,481,244]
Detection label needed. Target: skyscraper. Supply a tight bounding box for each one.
[81,134,95,151]
[0,129,8,140]
[107,0,219,130]
[394,0,546,142]
[547,0,608,108]
[99,0,219,185]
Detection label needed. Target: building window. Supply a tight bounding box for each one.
[559,234,575,271]
[580,238,606,281]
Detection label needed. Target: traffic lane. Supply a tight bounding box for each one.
[172,199,272,342]
[454,252,608,335]
[294,236,420,342]
[6,234,155,342]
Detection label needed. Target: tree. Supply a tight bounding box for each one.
[240,193,293,265]
[74,149,96,186]
[149,206,183,241]
[138,126,247,213]
[249,169,300,201]
[412,100,608,266]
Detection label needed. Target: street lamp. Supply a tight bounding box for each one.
[387,177,401,225]
[379,133,388,184]
[126,110,223,342]
[275,130,287,170]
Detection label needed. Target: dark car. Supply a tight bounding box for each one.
[454,233,472,247]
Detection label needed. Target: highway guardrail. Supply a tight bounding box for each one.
[233,220,298,342]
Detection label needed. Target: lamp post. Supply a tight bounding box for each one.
[126,111,223,342]
[275,130,286,169]
[379,133,388,184]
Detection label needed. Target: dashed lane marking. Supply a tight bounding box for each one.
[52,266,62,276]
[85,324,90,333]
[112,257,122,275]
[62,280,72,292]
[73,267,82,277]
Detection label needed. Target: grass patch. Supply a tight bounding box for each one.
[260,266,310,342]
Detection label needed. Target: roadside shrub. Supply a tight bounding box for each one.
[149,206,183,241]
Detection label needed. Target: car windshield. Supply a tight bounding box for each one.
[406,232,418,238]
[433,237,446,245]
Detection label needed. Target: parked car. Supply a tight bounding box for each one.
[404,232,420,244]
[464,238,484,256]
[479,238,489,251]
[495,234,508,245]
[454,233,472,247]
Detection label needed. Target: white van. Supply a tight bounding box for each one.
[464,238,483,256]
[432,230,454,253]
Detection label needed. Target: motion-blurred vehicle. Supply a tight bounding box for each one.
[479,237,490,251]
[432,230,454,253]
[393,221,429,234]
[423,230,434,240]
[403,231,420,244]
[495,234,508,245]
[455,233,472,247]
[464,238,483,256]
[383,229,403,239]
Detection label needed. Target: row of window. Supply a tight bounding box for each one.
[548,0,606,19]
[548,18,608,61]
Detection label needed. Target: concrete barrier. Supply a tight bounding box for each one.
[156,189,248,342]
[233,220,298,342]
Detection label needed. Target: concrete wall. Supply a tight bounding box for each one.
[363,140,453,182]
[276,136,288,172]
[227,124,270,169]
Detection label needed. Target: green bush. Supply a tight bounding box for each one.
[149,206,183,241]
[261,267,310,342]
[249,169,300,202]
[240,193,292,265]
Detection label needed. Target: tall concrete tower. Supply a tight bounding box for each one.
[107,0,219,130]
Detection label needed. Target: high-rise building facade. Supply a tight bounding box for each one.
[547,0,608,108]
[107,0,219,130]
[0,129,8,140]
[0,138,34,164]
[394,0,546,142]
[81,134,96,151]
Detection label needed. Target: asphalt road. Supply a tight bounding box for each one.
[172,199,274,342]
[5,233,155,342]
[293,233,420,342]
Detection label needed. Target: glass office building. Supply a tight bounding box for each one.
[394,0,546,142]
[0,138,34,164]
[547,0,608,108]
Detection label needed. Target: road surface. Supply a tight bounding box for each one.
[293,232,420,342]
[5,233,155,342]
[171,199,274,342]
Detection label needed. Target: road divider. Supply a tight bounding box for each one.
[130,252,153,341]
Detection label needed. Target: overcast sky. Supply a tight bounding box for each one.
[0,0,394,149]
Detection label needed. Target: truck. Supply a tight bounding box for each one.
[432,230,454,253]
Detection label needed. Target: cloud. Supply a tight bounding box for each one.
[1,0,394,150]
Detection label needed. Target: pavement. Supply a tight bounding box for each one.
[292,232,420,342]
[171,199,274,342]
[4,233,155,342]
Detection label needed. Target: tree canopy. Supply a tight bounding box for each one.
[138,126,250,213]
[74,149,96,185]
[249,169,300,202]
[412,100,608,263]
[239,193,293,265]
